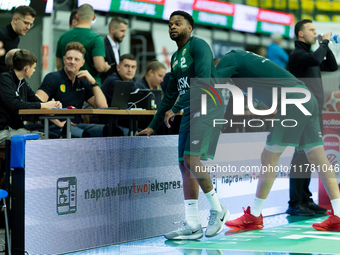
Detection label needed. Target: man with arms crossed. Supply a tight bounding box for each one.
[216,50,340,231]
[137,11,228,239]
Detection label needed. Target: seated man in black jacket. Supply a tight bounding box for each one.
[101,53,137,105]
[0,49,62,145]
[100,54,137,135]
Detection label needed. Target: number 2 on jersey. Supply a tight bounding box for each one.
[181,57,187,68]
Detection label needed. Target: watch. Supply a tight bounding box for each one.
[91,81,99,88]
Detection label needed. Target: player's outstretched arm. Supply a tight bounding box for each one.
[135,127,154,138]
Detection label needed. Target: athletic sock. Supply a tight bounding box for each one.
[251,197,266,217]
[205,189,222,212]
[184,199,199,228]
[331,198,340,217]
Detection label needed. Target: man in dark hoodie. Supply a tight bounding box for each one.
[286,19,338,216]
[0,49,62,145]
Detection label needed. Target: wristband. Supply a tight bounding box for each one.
[91,81,99,88]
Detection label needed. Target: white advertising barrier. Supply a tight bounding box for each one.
[319,112,340,209]
[22,133,309,254]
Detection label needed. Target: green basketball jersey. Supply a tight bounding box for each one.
[149,36,218,130]
[216,50,307,107]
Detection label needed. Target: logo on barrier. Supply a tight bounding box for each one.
[57,177,77,215]
[323,134,340,166]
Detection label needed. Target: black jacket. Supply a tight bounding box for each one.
[100,36,118,83]
[0,24,20,73]
[287,40,338,111]
[0,69,41,129]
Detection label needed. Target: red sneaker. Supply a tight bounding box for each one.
[312,211,340,231]
[225,206,263,230]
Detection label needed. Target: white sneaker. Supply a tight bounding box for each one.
[164,220,203,240]
[205,204,230,237]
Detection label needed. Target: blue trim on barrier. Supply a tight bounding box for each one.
[10,134,39,168]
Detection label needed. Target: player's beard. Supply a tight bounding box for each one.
[171,32,185,42]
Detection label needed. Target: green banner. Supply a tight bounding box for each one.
[256,21,291,38]
[110,0,164,19]
[193,10,233,29]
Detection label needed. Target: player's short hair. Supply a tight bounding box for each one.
[109,16,128,30]
[13,49,37,71]
[5,48,20,70]
[69,9,78,27]
[295,19,312,38]
[120,53,136,63]
[145,59,166,74]
[13,5,36,18]
[77,4,94,21]
[170,11,194,30]
[65,42,86,56]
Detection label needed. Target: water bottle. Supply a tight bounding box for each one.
[331,34,340,43]
[316,33,340,43]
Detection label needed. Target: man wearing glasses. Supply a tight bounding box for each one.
[0,5,36,73]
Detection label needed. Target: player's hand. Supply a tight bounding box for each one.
[322,32,332,42]
[76,70,96,84]
[164,109,175,128]
[51,98,62,108]
[135,127,154,138]
[41,99,62,109]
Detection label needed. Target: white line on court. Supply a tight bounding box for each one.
[281,234,340,240]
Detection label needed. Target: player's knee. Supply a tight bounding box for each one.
[305,145,326,165]
[261,147,283,166]
[179,161,187,172]
[183,155,201,171]
[183,155,191,170]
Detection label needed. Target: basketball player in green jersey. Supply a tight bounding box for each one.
[217,50,340,231]
[136,11,228,239]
